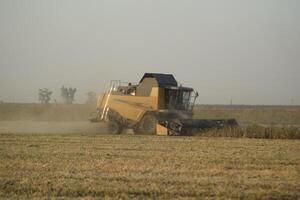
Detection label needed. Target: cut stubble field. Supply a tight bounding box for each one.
[0,133,299,199]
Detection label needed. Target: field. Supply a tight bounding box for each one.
[0,103,300,199]
[1,134,299,199]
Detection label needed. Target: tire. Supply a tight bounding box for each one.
[134,113,157,135]
[107,120,123,134]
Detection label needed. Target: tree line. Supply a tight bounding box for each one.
[38,87,96,104]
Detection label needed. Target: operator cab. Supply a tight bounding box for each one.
[164,87,198,111]
[137,73,198,112]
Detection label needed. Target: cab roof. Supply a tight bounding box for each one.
[140,73,178,87]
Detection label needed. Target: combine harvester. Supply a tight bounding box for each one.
[90,73,238,135]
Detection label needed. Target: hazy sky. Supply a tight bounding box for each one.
[0,0,299,105]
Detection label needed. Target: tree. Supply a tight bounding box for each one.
[86,91,97,104]
[38,88,52,104]
[61,86,77,104]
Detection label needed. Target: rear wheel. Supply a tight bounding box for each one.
[134,114,157,135]
[107,120,123,134]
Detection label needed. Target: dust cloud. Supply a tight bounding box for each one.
[0,121,106,134]
[0,103,108,134]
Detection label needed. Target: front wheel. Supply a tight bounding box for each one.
[134,113,157,135]
[107,120,123,134]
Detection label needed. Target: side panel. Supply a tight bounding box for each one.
[97,87,160,123]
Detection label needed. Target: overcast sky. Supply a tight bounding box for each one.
[0,0,299,105]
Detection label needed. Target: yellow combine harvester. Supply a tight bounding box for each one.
[90,73,237,135]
